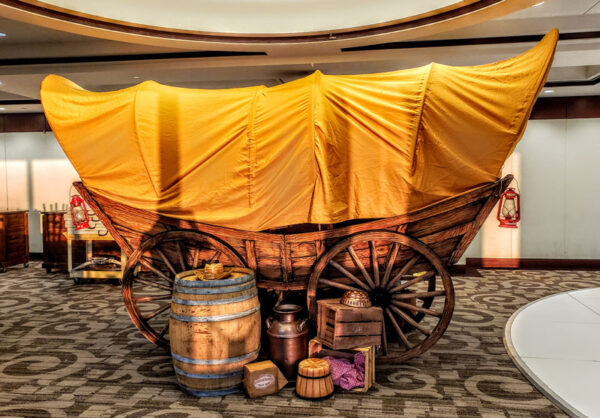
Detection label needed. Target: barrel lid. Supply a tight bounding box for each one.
[175,267,255,288]
[298,358,330,376]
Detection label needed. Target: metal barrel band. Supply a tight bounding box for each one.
[171,348,260,365]
[178,383,241,397]
[294,390,334,401]
[174,280,255,295]
[174,272,255,288]
[170,304,260,323]
[297,373,331,379]
[173,366,243,380]
[171,289,257,306]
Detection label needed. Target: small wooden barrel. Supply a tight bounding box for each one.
[295,358,334,400]
[170,267,260,397]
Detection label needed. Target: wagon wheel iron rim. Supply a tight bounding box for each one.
[306,230,454,362]
[122,230,246,348]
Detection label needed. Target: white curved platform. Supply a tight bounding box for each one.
[505,287,600,417]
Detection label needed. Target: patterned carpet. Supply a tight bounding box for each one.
[1,262,598,417]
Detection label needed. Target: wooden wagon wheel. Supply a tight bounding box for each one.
[122,230,246,348]
[307,230,454,362]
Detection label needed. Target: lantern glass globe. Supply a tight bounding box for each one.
[501,199,517,218]
[73,207,86,223]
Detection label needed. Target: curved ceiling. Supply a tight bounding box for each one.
[0,0,539,45]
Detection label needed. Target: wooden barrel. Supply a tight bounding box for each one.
[295,358,334,400]
[170,267,260,397]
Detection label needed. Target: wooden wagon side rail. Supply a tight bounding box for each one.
[74,174,512,290]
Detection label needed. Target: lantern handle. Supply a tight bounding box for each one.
[496,176,521,197]
[512,177,521,194]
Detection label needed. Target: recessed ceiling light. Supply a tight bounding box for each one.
[0,32,6,37]
[533,1,544,6]
[133,76,140,79]
[543,89,554,94]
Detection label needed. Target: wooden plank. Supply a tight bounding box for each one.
[333,321,382,336]
[281,241,293,283]
[405,201,482,238]
[449,177,511,264]
[244,240,257,271]
[331,335,381,350]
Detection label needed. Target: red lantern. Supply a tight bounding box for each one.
[497,187,520,228]
[70,194,90,230]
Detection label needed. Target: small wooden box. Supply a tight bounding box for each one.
[308,337,375,393]
[317,299,383,350]
[243,360,287,398]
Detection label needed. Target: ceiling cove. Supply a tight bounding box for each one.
[0,0,538,46]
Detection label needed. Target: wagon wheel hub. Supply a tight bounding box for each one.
[369,286,391,307]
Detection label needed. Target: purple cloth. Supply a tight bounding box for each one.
[323,353,365,390]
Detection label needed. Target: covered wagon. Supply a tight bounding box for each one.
[40,30,558,361]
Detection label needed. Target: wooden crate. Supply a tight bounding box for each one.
[308,337,375,393]
[317,299,383,350]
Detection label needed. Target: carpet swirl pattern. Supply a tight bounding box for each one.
[1,262,598,416]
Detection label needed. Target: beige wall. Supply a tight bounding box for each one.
[0,131,79,252]
[462,118,600,261]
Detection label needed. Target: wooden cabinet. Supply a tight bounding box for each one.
[42,211,121,273]
[42,211,70,273]
[0,210,29,272]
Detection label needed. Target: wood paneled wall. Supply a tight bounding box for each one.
[529,96,600,120]
[0,113,50,133]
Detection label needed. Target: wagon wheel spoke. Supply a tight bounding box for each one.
[392,300,442,317]
[133,277,173,292]
[176,241,187,271]
[192,248,200,269]
[134,294,172,303]
[369,241,380,286]
[139,257,174,284]
[346,246,375,289]
[328,260,371,292]
[208,250,222,264]
[380,242,400,288]
[392,290,446,300]
[389,270,434,294]
[156,247,177,277]
[385,307,411,349]
[143,304,170,321]
[347,246,375,288]
[385,255,420,290]
[158,322,169,338]
[389,304,431,337]
[319,278,362,293]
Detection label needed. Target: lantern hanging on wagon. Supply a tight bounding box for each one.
[497,187,520,228]
[70,194,90,230]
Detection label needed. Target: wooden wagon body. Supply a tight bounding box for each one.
[74,174,512,361]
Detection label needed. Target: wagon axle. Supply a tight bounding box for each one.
[368,286,392,308]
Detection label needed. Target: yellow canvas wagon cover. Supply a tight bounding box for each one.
[41,30,557,231]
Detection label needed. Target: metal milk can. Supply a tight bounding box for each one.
[266,304,308,381]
